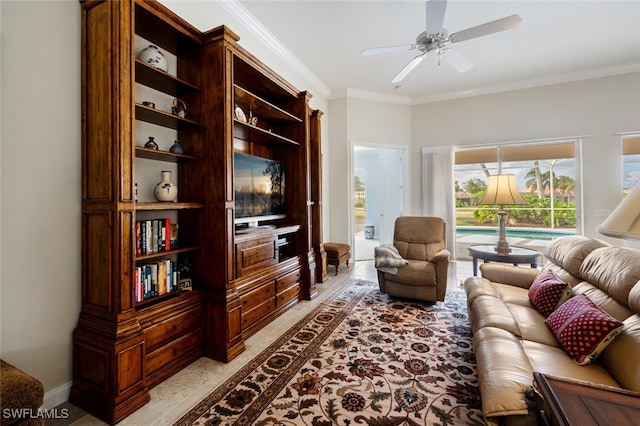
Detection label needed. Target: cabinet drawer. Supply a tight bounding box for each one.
[240,281,275,312]
[236,236,278,277]
[145,328,202,376]
[276,268,300,292]
[276,284,300,307]
[242,299,276,329]
[144,306,202,352]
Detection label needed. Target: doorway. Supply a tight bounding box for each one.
[352,143,406,260]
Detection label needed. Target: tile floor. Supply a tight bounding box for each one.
[50,259,474,426]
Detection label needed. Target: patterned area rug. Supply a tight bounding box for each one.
[174,279,482,426]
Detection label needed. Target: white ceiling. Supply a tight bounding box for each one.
[165,0,640,104]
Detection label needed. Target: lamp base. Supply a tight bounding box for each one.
[494,240,512,255]
[495,208,511,255]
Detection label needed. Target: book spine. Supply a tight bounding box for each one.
[145,221,152,255]
[135,221,141,256]
[150,263,158,296]
[164,218,171,252]
[152,220,159,254]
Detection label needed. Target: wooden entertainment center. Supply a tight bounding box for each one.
[71,1,324,423]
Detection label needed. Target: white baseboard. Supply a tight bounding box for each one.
[43,381,71,409]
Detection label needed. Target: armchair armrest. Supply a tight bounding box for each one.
[431,249,451,263]
[479,263,539,289]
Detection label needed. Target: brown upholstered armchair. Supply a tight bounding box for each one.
[375,216,450,302]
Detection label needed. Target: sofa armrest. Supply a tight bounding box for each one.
[479,263,539,289]
[473,327,536,422]
[432,249,451,263]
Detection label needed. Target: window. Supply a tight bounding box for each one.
[454,141,578,245]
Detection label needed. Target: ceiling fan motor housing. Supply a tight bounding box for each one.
[416,30,448,52]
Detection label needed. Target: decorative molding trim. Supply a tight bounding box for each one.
[411,64,640,105]
[330,88,411,105]
[217,0,331,99]
[43,381,71,409]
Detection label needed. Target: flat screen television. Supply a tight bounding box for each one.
[234,152,286,225]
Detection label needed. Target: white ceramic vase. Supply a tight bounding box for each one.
[154,171,177,202]
[137,45,169,73]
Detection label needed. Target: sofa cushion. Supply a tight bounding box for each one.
[468,295,522,336]
[544,235,609,278]
[546,295,623,365]
[521,340,622,388]
[528,270,572,316]
[602,314,640,392]
[579,246,640,318]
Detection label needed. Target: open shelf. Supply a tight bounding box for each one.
[135,60,200,96]
[135,288,199,309]
[135,245,199,261]
[135,146,197,162]
[233,120,300,147]
[135,103,200,129]
[234,85,301,124]
[136,202,204,211]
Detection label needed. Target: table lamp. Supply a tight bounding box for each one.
[479,174,527,254]
[596,183,640,240]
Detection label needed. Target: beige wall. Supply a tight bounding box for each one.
[1,0,638,410]
[1,0,81,406]
[410,73,640,242]
[327,97,412,243]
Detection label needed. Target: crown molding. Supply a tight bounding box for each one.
[217,0,331,99]
[330,88,411,105]
[410,63,640,105]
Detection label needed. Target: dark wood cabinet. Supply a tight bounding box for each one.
[534,372,640,426]
[72,1,321,423]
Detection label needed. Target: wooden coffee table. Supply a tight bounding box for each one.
[467,244,540,276]
[533,372,640,426]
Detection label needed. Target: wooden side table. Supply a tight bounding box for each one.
[467,244,540,276]
[533,372,640,426]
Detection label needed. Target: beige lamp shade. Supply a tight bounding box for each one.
[597,183,640,240]
[480,174,527,205]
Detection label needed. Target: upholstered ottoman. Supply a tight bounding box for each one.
[323,242,351,275]
[0,360,44,425]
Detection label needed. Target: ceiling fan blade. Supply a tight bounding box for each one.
[450,14,522,43]
[439,48,473,73]
[391,53,426,84]
[360,44,417,56]
[425,0,448,34]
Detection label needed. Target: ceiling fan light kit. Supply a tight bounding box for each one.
[361,0,522,83]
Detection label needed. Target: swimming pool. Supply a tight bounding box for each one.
[456,227,575,241]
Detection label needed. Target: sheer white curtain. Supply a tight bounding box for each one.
[421,146,456,259]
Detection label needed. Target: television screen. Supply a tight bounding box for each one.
[234,152,285,223]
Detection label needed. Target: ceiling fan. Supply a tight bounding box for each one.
[360,0,522,84]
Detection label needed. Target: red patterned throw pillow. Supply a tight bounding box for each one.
[528,270,572,316]
[546,294,623,365]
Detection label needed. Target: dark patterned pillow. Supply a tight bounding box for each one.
[528,270,572,316]
[546,294,623,365]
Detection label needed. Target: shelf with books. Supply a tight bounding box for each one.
[135,246,199,262]
[135,288,196,309]
[135,202,204,211]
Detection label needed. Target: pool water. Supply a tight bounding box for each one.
[456,227,575,241]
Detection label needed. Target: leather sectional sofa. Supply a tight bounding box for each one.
[464,235,640,426]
